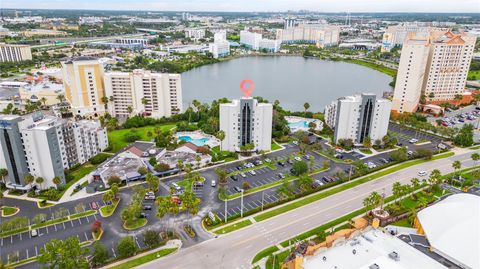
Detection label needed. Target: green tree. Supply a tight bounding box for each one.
[35,177,45,189]
[215,130,225,142]
[297,175,313,191]
[91,241,110,267]
[362,136,372,148]
[38,236,89,269]
[102,190,114,203]
[292,160,308,176]
[428,169,442,191]
[452,160,461,176]
[214,168,228,188]
[363,191,382,215]
[143,229,162,249]
[392,182,403,204]
[110,183,119,199]
[137,166,148,175]
[0,168,8,185]
[471,152,480,168]
[117,236,137,258]
[453,124,474,147]
[145,173,159,191]
[24,173,34,186]
[52,176,62,188]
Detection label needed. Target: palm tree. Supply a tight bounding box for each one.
[428,169,442,192]
[24,173,34,186]
[35,177,45,189]
[195,155,201,168]
[363,191,382,215]
[111,183,119,199]
[0,169,8,185]
[392,181,403,204]
[52,176,62,188]
[214,168,228,188]
[303,102,310,112]
[56,94,65,104]
[102,190,114,203]
[101,96,109,109]
[471,153,479,168]
[177,160,184,171]
[410,177,420,189]
[215,130,225,142]
[40,97,47,107]
[127,106,133,115]
[452,160,461,175]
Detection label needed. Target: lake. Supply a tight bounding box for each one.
[181,56,393,112]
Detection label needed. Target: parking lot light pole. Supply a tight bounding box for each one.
[224,198,227,223]
[261,191,264,211]
[241,189,244,218]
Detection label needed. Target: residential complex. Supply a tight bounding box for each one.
[0,43,32,62]
[381,24,450,52]
[0,113,108,190]
[209,31,230,58]
[104,69,182,118]
[61,56,106,117]
[220,97,273,152]
[275,24,340,48]
[325,93,391,144]
[185,29,205,40]
[240,30,281,52]
[392,31,476,113]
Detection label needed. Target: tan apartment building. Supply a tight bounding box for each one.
[61,57,106,117]
[0,43,32,62]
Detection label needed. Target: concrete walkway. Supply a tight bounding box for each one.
[102,239,182,269]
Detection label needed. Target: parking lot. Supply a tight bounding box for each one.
[431,105,480,142]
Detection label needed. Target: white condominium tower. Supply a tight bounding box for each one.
[0,113,108,190]
[324,94,391,144]
[220,97,273,152]
[104,69,182,119]
[240,30,262,50]
[209,31,230,58]
[392,31,476,113]
[381,24,450,52]
[0,43,32,62]
[61,56,106,117]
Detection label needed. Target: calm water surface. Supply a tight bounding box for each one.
[181,56,392,112]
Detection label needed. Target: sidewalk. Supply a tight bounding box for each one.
[102,239,182,269]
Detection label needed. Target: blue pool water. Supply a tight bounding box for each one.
[288,121,309,129]
[178,135,209,146]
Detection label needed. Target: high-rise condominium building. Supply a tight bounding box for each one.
[276,25,340,48]
[0,43,32,62]
[392,31,476,113]
[104,69,182,119]
[324,94,391,144]
[381,24,450,52]
[220,97,273,152]
[0,113,108,190]
[61,57,106,117]
[240,30,263,50]
[209,31,230,58]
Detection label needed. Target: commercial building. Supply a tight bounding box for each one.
[325,93,391,144]
[392,31,476,113]
[61,57,106,117]
[381,24,450,52]
[209,31,230,58]
[0,43,32,62]
[220,97,272,152]
[0,113,108,190]
[415,193,479,269]
[240,30,262,50]
[104,69,182,118]
[275,25,340,48]
[185,29,205,40]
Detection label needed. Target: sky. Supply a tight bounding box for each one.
[1,0,479,13]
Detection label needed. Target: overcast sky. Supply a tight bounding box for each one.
[1,0,479,13]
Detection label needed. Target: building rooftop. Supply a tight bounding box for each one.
[302,228,447,269]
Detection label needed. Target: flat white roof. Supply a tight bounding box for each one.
[302,228,446,269]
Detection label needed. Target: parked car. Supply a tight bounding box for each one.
[230,175,238,181]
[334,153,343,159]
[312,179,324,188]
[144,195,156,200]
[237,165,243,170]
[418,171,428,177]
[277,173,285,179]
[143,205,153,210]
[31,229,38,237]
[407,151,413,156]
[171,182,181,191]
[249,170,257,176]
[254,160,263,166]
[234,186,243,193]
[294,157,302,161]
[287,159,294,164]
[292,141,299,145]
[437,143,447,150]
[240,172,247,178]
[379,158,389,164]
[211,180,216,187]
[409,138,418,144]
[304,155,311,160]
[265,158,271,163]
[140,212,148,218]
[277,161,285,166]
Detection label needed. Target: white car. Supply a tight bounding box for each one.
[409,139,418,144]
[294,157,302,162]
[249,170,256,176]
[292,141,299,145]
[418,171,428,177]
[31,229,38,237]
[211,180,216,187]
[240,172,247,178]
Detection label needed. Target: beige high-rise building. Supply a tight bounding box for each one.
[392,31,476,113]
[0,43,32,62]
[104,69,182,119]
[61,57,106,117]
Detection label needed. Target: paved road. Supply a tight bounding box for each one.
[139,149,477,269]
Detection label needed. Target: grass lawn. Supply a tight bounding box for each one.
[99,198,120,217]
[114,247,178,269]
[343,58,397,77]
[124,218,148,230]
[265,248,291,269]
[177,177,205,192]
[252,246,279,264]
[359,148,372,154]
[107,124,176,153]
[271,142,282,151]
[1,206,19,217]
[213,219,252,234]
[391,218,413,228]
[468,70,480,80]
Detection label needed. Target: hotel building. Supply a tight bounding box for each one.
[325,94,391,144]
[104,69,182,118]
[392,31,476,113]
[275,25,340,48]
[0,43,32,62]
[61,57,106,117]
[0,113,108,190]
[220,97,273,152]
[209,32,230,58]
[381,24,450,52]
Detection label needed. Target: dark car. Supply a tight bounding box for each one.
[379,158,389,164]
[287,159,294,164]
[140,212,148,218]
[230,175,238,181]
[234,186,243,193]
[396,142,403,146]
[143,205,152,210]
[277,161,285,166]
[277,173,285,179]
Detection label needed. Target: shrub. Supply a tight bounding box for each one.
[123,132,141,143]
[89,153,109,165]
[117,236,137,258]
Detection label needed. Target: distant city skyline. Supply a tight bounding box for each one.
[1,0,479,13]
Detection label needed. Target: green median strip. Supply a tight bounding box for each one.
[213,219,253,234]
[251,246,280,264]
[253,151,453,222]
[114,247,178,269]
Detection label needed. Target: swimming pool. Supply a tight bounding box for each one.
[288,121,309,129]
[178,135,210,146]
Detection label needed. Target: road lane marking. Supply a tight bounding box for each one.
[35,246,38,256]
[26,249,29,258]
[84,232,88,241]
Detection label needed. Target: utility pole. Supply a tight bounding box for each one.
[240,189,244,218]
[348,164,353,181]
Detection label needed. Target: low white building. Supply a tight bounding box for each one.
[240,30,262,50]
[220,97,273,152]
[325,93,391,144]
[185,29,205,40]
[258,39,282,52]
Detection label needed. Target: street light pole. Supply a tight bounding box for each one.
[241,189,244,218]
[261,191,264,211]
[224,198,227,223]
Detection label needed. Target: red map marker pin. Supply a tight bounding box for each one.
[240,80,254,97]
